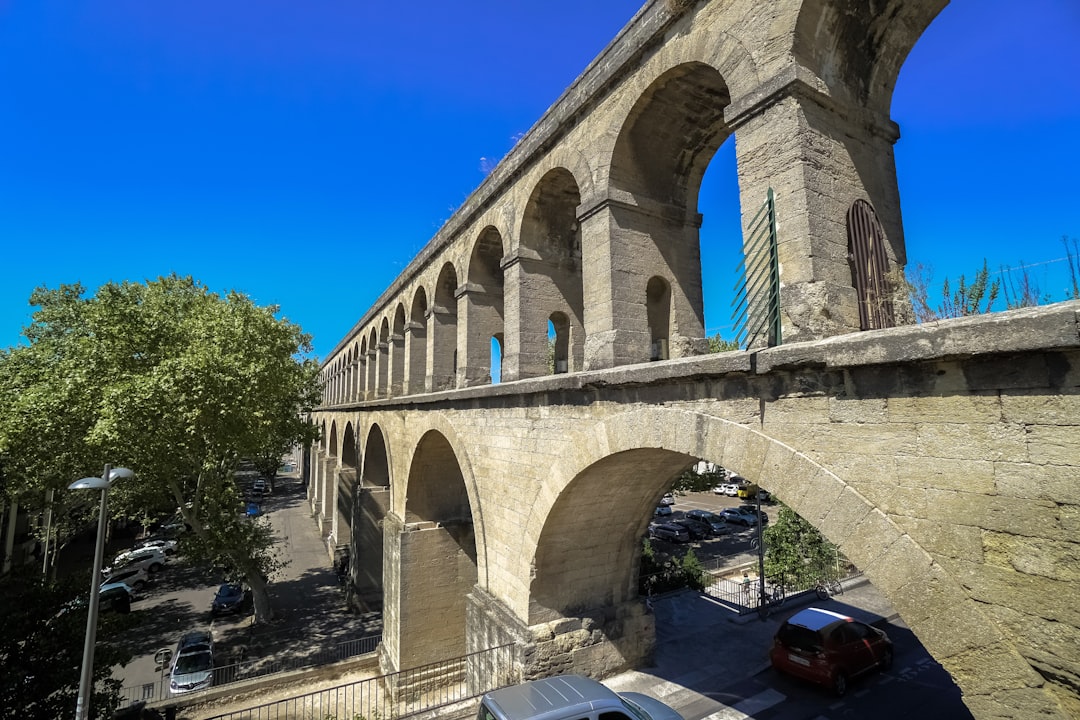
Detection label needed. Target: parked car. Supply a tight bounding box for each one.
[67,581,136,615]
[769,607,892,696]
[210,583,252,616]
[685,509,730,535]
[649,523,690,543]
[658,492,676,506]
[653,505,673,517]
[251,478,269,495]
[738,504,769,523]
[106,547,167,575]
[102,566,149,590]
[169,631,215,695]
[133,538,178,555]
[98,582,136,613]
[478,674,682,720]
[671,517,710,540]
[712,483,738,496]
[719,507,757,526]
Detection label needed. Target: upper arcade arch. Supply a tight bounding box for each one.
[461,226,506,387]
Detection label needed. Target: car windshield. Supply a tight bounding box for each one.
[216,585,241,600]
[175,651,212,674]
[777,623,824,653]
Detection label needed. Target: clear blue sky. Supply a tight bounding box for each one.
[2,1,1078,360]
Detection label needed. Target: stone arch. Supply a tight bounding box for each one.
[366,328,378,398]
[387,426,482,669]
[336,422,358,546]
[358,337,369,400]
[605,61,731,362]
[407,287,429,394]
[792,0,947,113]
[510,167,584,378]
[461,225,506,387]
[322,419,339,527]
[390,303,407,396]
[396,415,488,587]
[377,317,391,397]
[350,341,361,402]
[430,263,459,391]
[523,405,1043,710]
[352,422,392,612]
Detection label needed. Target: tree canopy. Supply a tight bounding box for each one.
[0,274,321,620]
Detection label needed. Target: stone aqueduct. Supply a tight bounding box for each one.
[302,1,1079,718]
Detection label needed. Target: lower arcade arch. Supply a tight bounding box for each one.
[383,429,479,671]
[513,407,1045,707]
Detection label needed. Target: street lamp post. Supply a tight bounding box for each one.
[68,464,133,720]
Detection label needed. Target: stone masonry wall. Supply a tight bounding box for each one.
[315,302,1080,719]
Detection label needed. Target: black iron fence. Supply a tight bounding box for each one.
[121,633,382,706]
[202,643,518,720]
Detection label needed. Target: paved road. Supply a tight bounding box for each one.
[614,580,973,720]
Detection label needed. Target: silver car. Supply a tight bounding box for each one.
[478,675,683,720]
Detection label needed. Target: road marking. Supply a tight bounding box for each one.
[701,688,786,719]
[649,680,685,699]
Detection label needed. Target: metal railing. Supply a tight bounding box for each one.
[121,634,382,706]
[203,643,518,720]
[703,565,862,616]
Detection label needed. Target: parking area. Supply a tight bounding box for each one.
[107,468,380,705]
[648,489,771,566]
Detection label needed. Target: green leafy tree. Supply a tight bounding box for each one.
[707,334,739,353]
[0,275,321,622]
[0,568,134,720]
[761,504,840,588]
[679,548,706,591]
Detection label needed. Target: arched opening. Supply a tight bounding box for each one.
[366,328,378,398]
[608,62,730,361]
[377,317,390,397]
[323,421,339,530]
[350,342,361,402]
[510,168,584,378]
[358,337,369,400]
[431,263,459,391]
[337,423,358,549]
[530,449,694,625]
[548,313,569,374]
[490,335,503,384]
[387,430,477,669]
[463,226,505,386]
[353,424,390,613]
[390,304,407,396]
[646,276,671,361]
[407,288,428,395]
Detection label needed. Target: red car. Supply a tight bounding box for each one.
[769,607,892,696]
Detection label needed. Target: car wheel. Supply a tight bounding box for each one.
[148,562,163,573]
[832,670,848,697]
[132,579,145,590]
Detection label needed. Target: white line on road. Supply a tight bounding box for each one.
[701,688,786,720]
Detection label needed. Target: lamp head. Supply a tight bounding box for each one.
[68,467,133,491]
[69,477,110,491]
